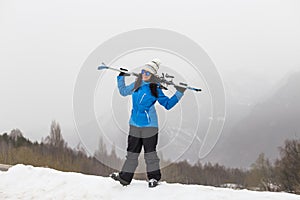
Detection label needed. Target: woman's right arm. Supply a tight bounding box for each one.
[117,76,135,96]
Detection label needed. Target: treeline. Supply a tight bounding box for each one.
[244,140,300,194]
[0,121,113,176]
[0,121,299,194]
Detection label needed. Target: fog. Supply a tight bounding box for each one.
[1,0,299,167]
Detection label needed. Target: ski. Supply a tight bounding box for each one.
[98,63,139,77]
[97,63,202,92]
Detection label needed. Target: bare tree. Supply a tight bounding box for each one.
[276,139,300,193]
[9,129,23,141]
[45,121,65,148]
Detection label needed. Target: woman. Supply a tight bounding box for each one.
[110,59,186,188]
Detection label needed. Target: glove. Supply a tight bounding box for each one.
[119,68,130,76]
[174,85,186,93]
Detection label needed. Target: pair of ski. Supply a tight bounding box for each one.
[97,63,202,92]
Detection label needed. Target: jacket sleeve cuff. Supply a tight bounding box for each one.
[117,75,124,80]
[175,91,184,100]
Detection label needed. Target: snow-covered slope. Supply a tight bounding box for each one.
[0,165,299,200]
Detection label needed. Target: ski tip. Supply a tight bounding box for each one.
[97,66,108,70]
[187,87,202,92]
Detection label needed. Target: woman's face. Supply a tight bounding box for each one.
[142,69,152,81]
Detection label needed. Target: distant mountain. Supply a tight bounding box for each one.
[207,71,300,168]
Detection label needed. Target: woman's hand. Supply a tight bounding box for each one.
[174,85,186,93]
[119,68,130,76]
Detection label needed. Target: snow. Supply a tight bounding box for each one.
[0,165,299,200]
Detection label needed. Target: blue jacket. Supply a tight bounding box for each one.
[117,76,184,127]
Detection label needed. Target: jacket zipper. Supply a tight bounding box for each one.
[139,93,146,104]
[138,91,149,124]
[145,110,150,123]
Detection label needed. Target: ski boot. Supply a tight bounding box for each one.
[148,178,159,188]
[110,172,130,186]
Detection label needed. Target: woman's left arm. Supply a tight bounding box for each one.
[157,87,184,110]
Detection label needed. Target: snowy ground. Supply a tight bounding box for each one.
[0,165,299,200]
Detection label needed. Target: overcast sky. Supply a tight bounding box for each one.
[0,0,299,147]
